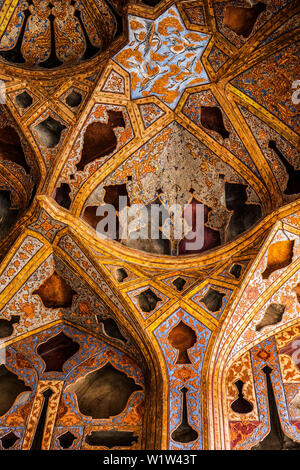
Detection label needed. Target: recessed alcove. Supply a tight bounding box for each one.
[68,362,142,419]
[34,117,66,148]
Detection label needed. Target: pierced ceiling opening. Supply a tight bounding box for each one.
[0,0,299,453]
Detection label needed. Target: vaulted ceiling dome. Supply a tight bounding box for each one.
[0,0,128,70]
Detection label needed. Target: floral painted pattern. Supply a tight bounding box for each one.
[115,6,211,109]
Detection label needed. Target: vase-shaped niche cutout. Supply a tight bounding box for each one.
[37,331,80,372]
[168,321,197,364]
[252,366,300,450]
[171,386,199,443]
[30,388,54,450]
[68,362,142,419]
[231,380,253,414]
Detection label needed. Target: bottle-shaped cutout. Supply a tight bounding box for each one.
[171,386,199,443]
[168,321,197,364]
[30,388,54,450]
[231,379,253,414]
[252,366,300,450]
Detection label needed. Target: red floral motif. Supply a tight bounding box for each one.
[173,366,196,383]
[229,421,260,449]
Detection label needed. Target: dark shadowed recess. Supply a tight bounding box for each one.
[172,277,187,291]
[200,106,230,139]
[200,287,226,312]
[0,315,20,339]
[0,364,31,417]
[231,380,253,414]
[0,431,20,449]
[15,91,33,109]
[37,331,80,372]
[141,0,163,5]
[70,362,142,419]
[0,190,19,241]
[58,431,77,449]
[54,182,71,210]
[0,125,30,173]
[171,386,199,443]
[230,263,242,278]
[66,90,82,108]
[85,430,138,448]
[252,366,300,450]
[269,140,300,195]
[225,182,262,242]
[223,2,267,38]
[34,116,66,148]
[76,111,125,171]
[33,271,77,308]
[115,267,128,282]
[136,288,162,313]
[97,315,127,343]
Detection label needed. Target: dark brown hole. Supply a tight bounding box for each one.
[97,316,127,343]
[0,364,31,417]
[115,268,128,283]
[33,271,77,308]
[103,183,130,211]
[0,190,19,241]
[66,91,82,108]
[58,431,77,449]
[136,288,162,313]
[0,126,30,173]
[225,182,262,242]
[200,106,229,139]
[85,430,138,448]
[0,315,20,339]
[15,91,33,109]
[76,110,125,171]
[69,362,142,419]
[200,287,226,313]
[34,117,66,148]
[230,264,242,279]
[231,380,253,414]
[37,331,80,372]
[0,431,19,449]
[54,182,71,210]
[223,2,267,39]
[168,321,197,364]
[172,277,187,292]
[269,140,300,195]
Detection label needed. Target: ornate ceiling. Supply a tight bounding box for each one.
[0,0,299,452]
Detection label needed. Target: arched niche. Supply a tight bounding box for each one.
[0,104,40,249]
[3,320,164,450]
